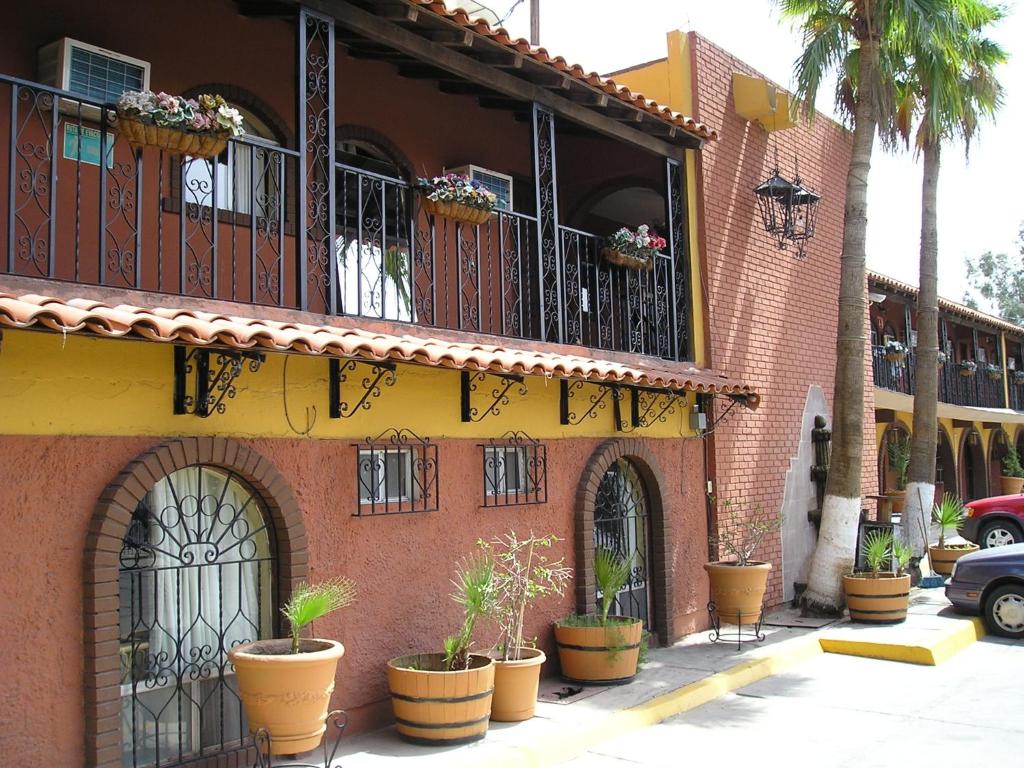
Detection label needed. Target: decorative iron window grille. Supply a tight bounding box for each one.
[479,432,547,507]
[354,429,438,516]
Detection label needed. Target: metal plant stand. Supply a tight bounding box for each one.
[707,601,767,651]
[253,710,348,768]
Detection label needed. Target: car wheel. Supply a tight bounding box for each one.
[979,520,1023,549]
[984,584,1024,639]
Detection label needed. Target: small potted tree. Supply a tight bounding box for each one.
[929,494,980,575]
[387,555,496,744]
[1000,445,1024,495]
[886,434,911,514]
[844,530,911,623]
[229,578,356,755]
[704,498,782,625]
[554,548,643,684]
[481,531,572,722]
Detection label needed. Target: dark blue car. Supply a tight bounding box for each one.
[946,542,1024,639]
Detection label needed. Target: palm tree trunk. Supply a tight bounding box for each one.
[802,37,879,616]
[905,138,940,563]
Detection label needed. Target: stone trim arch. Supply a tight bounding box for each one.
[878,420,911,494]
[83,438,307,768]
[182,82,294,146]
[574,438,672,644]
[957,426,987,501]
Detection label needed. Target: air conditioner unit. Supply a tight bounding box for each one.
[38,37,150,120]
[446,164,513,212]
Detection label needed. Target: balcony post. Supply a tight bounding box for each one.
[296,7,337,314]
[1000,331,1010,408]
[531,103,563,343]
[665,157,691,361]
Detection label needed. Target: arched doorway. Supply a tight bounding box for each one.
[593,458,652,628]
[936,426,957,502]
[1017,428,1024,461]
[988,429,1010,496]
[960,428,987,501]
[878,422,911,495]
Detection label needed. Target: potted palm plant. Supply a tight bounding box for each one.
[704,498,782,625]
[844,530,911,623]
[387,555,496,744]
[480,531,572,722]
[886,434,911,514]
[554,548,643,684]
[228,578,356,755]
[929,494,980,575]
[1000,445,1024,495]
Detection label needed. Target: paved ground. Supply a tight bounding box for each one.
[559,637,1022,767]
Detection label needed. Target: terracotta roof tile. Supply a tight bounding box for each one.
[408,1,718,142]
[0,292,758,406]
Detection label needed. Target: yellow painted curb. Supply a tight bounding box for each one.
[818,616,985,666]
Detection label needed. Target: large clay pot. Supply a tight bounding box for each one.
[929,543,980,576]
[386,653,494,745]
[888,490,906,514]
[554,616,643,684]
[704,561,771,624]
[1000,476,1024,495]
[843,573,911,624]
[490,647,545,722]
[228,638,344,755]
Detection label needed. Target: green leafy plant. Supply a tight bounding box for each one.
[931,493,967,549]
[1002,445,1024,479]
[282,578,357,654]
[480,531,572,662]
[887,434,911,491]
[708,497,783,566]
[595,547,632,624]
[891,539,912,578]
[443,554,495,671]
[862,529,894,577]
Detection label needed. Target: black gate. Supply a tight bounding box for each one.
[118,466,276,768]
[593,458,653,629]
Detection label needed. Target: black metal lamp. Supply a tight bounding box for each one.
[784,172,821,257]
[754,170,799,249]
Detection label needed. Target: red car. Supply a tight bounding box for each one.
[962,495,1024,549]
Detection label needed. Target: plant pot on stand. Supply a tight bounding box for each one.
[704,561,771,624]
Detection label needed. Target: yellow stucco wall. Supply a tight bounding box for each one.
[0,330,699,440]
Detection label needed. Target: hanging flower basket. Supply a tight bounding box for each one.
[936,351,948,368]
[603,225,665,272]
[115,90,244,159]
[883,340,907,363]
[985,363,1003,382]
[958,360,978,378]
[417,174,497,227]
[1013,371,1024,385]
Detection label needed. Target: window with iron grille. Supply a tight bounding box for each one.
[480,432,547,507]
[355,429,438,515]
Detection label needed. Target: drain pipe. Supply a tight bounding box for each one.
[698,394,718,561]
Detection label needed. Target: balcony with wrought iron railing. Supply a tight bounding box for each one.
[871,345,1011,410]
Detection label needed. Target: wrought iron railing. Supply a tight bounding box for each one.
[1011,378,1024,412]
[871,345,1008,408]
[871,346,915,395]
[1,74,688,361]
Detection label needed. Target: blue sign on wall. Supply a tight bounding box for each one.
[63,123,114,168]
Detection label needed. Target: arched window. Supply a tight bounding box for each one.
[118,465,275,768]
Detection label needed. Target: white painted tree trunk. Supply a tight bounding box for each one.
[903,481,935,556]
[802,494,861,611]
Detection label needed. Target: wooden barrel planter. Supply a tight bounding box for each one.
[704,561,771,624]
[928,543,980,576]
[554,617,643,684]
[843,574,911,624]
[420,197,493,227]
[116,117,228,159]
[386,653,494,745]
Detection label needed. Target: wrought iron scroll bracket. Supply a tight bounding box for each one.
[173,346,265,417]
[329,359,398,419]
[254,709,347,767]
[620,387,685,432]
[559,379,622,427]
[461,370,528,422]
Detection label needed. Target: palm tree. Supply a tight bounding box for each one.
[893,2,1005,561]
[780,0,954,615]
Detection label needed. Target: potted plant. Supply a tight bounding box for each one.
[416,173,497,226]
[928,493,980,575]
[958,359,978,378]
[228,578,356,755]
[602,224,665,271]
[116,90,244,158]
[703,498,782,625]
[884,339,907,362]
[936,350,948,367]
[985,362,1003,381]
[480,531,572,722]
[886,434,911,514]
[1001,445,1024,495]
[554,548,644,684]
[387,555,496,745]
[844,530,911,623]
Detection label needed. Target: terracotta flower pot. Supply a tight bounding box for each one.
[421,197,493,226]
[386,653,494,745]
[228,638,344,756]
[554,616,643,684]
[929,543,980,576]
[843,573,911,624]
[888,490,906,514]
[1000,476,1024,495]
[489,647,546,722]
[704,561,771,624]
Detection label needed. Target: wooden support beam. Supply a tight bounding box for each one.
[952,419,974,429]
[377,2,418,21]
[479,96,529,111]
[982,421,1003,430]
[439,80,494,96]
[875,409,896,424]
[423,29,474,47]
[397,63,447,79]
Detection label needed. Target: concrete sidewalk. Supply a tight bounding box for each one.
[293,589,983,768]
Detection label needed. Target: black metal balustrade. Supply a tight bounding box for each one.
[1011,378,1024,412]
[871,346,915,395]
[1,74,689,362]
[871,344,1010,408]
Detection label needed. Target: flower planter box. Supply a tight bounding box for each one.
[885,352,906,363]
[117,117,228,159]
[421,196,493,227]
[959,369,977,378]
[601,247,654,272]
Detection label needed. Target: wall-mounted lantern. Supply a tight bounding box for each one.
[754,158,821,258]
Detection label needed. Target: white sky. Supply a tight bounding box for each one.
[487,0,1022,306]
